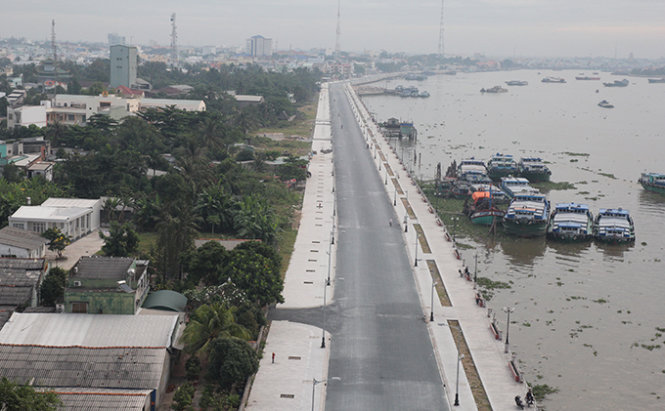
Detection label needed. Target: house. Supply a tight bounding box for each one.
[65,256,149,315]
[26,161,55,181]
[0,258,50,328]
[139,97,206,112]
[0,312,181,408]
[9,197,102,240]
[6,105,48,128]
[0,227,48,258]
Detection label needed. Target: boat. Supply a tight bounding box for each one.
[598,100,614,109]
[502,192,550,237]
[481,86,508,93]
[505,80,528,86]
[575,76,600,80]
[418,91,430,98]
[638,172,665,194]
[593,208,635,243]
[500,176,533,198]
[469,184,510,203]
[648,78,665,84]
[603,79,629,87]
[404,73,427,81]
[541,77,566,83]
[518,157,551,182]
[546,203,593,241]
[399,121,417,140]
[466,190,505,226]
[380,118,417,140]
[486,153,519,180]
[443,70,457,75]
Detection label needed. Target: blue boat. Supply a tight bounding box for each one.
[518,157,551,182]
[500,176,533,198]
[593,208,635,243]
[546,203,593,242]
[487,153,519,181]
[503,192,550,237]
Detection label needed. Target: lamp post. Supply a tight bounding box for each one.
[385,170,388,185]
[452,216,459,242]
[327,240,332,286]
[414,231,419,267]
[430,281,437,322]
[404,215,409,233]
[454,353,464,406]
[311,378,325,411]
[474,252,478,284]
[503,306,515,354]
[321,279,327,348]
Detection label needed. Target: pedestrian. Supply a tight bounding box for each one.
[525,388,534,407]
[389,218,393,227]
[272,352,275,364]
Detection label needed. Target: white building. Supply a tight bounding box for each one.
[110,44,137,88]
[6,105,48,128]
[139,98,206,112]
[8,198,102,240]
[46,94,139,125]
[246,35,273,57]
[0,227,48,258]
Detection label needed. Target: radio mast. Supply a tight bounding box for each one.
[170,13,179,69]
[438,0,445,57]
[335,0,341,55]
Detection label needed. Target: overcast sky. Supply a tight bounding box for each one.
[3,0,665,58]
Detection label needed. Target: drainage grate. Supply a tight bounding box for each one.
[288,356,301,360]
[306,269,315,272]
[280,394,295,399]
[304,281,314,284]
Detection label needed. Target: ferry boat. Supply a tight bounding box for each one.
[541,77,566,83]
[500,176,533,198]
[603,79,629,87]
[466,190,505,226]
[598,100,614,109]
[487,153,519,180]
[648,78,665,84]
[593,208,635,243]
[638,172,665,194]
[575,76,600,80]
[546,203,593,242]
[518,157,551,182]
[481,86,508,93]
[503,192,550,237]
[505,80,528,86]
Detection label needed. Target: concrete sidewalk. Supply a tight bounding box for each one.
[245,84,335,410]
[344,82,531,411]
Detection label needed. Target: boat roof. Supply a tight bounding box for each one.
[556,221,585,228]
[502,177,530,185]
[514,193,546,201]
[555,203,589,210]
[490,153,513,159]
[459,158,486,166]
[641,172,665,178]
[598,208,629,216]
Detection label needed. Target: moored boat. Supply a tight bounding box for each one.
[518,157,551,182]
[466,191,505,226]
[575,76,600,80]
[500,176,533,198]
[487,153,519,180]
[598,100,614,109]
[638,172,665,194]
[542,77,566,83]
[603,79,629,87]
[505,80,528,86]
[481,86,508,93]
[546,203,593,241]
[503,192,550,237]
[593,208,635,243]
[648,78,665,84]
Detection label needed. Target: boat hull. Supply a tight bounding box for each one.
[640,182,665,195]
[502,219,548,237]
[520,170,551,182]
[470,211,504,226]
[488,169,519,181]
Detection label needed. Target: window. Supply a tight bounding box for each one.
[68,114,75,121]
[71,302,88,313]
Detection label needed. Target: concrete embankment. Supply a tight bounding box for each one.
[343,81,532,411]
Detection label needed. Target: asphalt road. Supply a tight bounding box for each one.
[322,83,449,410]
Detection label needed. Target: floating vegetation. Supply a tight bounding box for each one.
[532,181,576,191]
[598,172,616,179]
[593,298,608,304]
[562,152,590,157]
[522,321,532,327]
[532,384,559,402]
[476,277,511,290]
[570,159,578,162]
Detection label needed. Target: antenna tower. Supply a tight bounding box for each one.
[51,19,57,63]
[335,0,341,55]
[170,13,179,69]
[437,0,445,57]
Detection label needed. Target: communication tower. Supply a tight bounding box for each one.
[335,0,341,55]
[51,19,57,63]
[438,0,445,57]
[170,13,179,69]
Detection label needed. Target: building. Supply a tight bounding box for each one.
[139,97,206,112]
[0,312,181,408]
[9,197,102,240]
[0,227,48,258]
[246,35,273,57]
[6,105,48,128]
[46,93,139,125]
[233,94,265,108]
[65,256,149,315]
[0,258,50,328]
[110,44,138,88]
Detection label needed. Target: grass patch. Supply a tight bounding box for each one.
[276,228,298,280]
[255,100,318,140]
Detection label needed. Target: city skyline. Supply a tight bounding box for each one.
[3,0,665,59]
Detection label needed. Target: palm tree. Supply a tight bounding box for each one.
[180,303,251,356]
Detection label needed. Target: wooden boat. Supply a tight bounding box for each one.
[467,190,505,226]
[500,176,533,198]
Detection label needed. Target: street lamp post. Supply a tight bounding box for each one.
[454,353,464,406]
[452,217,459,242]
[394,187,397,206]
[385,170,388,185]
[503,306,515,354]
[430,281,437,322]
[414,232,419,267]
[327,240,332,286]
[404,215,409,233]
[312,378,325,411]
[474,252,478,284]
[321,280,327,348]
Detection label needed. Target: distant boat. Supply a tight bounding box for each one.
[481,86,508,93]
[500,176,534,198]
[505,80,528,86]
[542,77,566,83]
[603,79,629,87]
[418,90,430,98]
[487,153,518,180]
[404,73,427,81]
[503,192,550,237]
[648,78,665,83]
[547,203,594,242]
[593,208,635,243]
[518,157,551,182]
[638,172,665,194]
[466,190,505,226]
[598,100,614,109]
[576,76,600,80]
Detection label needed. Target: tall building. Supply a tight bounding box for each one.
[246,35,273,57]
[109,45,137,88]
[107,33,126,46]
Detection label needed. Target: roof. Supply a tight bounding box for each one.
[0,284,32,306]
[0,226,47,250]
[142,290,187,312]
[0,345,166,389]
[41,197,101,209]
[194,238,251,250]
[234,95,264,103]
[10,205,90,221]
[0,258,46,271]
[27,161,54,171]
[0,313,178,348]
[37,388,152,410]
[139,98,205,111]
[74,256,134,280]
[0,306,15,330]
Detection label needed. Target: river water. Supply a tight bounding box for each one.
[361,70,665,410]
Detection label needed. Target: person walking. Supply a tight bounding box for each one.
[272,352,275,364]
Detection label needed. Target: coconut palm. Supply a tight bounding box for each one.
[180,303,251,356]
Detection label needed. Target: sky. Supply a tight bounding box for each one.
[3,0,665,59]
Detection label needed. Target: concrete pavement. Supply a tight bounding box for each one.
[344,82,532,410]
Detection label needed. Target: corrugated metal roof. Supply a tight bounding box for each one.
[0,286,32,306]
[39,388,152,410]
[41,198,101,209]
[0,346,166,389]
[0,258,46,271]
[0,227,47,250]
[11,206,89,221]
[73,256,134,281]
[0,313,178,348]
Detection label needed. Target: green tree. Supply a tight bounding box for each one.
[181,303,251,355]
[181,241,229,286]
[233,195,278,244]
[0,377,61,411]
[39,267,67,307]
[206,337,258,391]
[171,382,195,411]
[223,247,284,306]
[2,164,23,183]
[42,228,71,259]
[100,222,140,257]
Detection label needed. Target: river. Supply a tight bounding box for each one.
[361,70,665,410]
